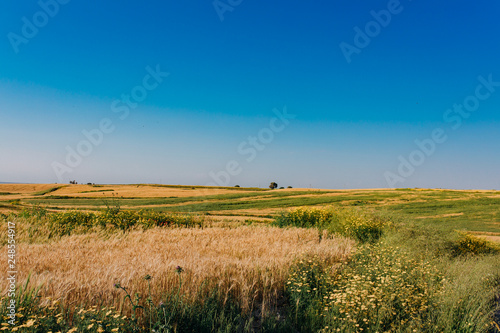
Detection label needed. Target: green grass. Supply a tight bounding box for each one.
[22,190,337,209]
[151,193,390,213]
[32,185,65,196]
[388,196,500,233]
[79,189,115,193]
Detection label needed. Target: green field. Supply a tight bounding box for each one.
[6,186,499,234]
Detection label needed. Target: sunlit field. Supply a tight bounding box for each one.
[0,226,353,313]
[1,184,499,332]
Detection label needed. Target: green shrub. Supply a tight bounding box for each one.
[48,211,97,236]
[273,206,389,243]
[324,208,387,243]
[274,207,333,228]
[451,232,500,256]
[17,206,48,219]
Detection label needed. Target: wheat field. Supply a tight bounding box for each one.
[1,226,353,314]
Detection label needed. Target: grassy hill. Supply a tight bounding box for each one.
[1,184,498,238]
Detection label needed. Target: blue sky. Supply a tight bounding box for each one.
[1,0,499,189]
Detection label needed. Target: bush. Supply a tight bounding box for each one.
[451,232,500,256]
[274,207,333,228]
[17,206,48,219]
[273,206,389,243]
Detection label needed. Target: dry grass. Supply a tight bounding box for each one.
[0,226,353,314]
[0,184,392,200]
[53,184,253,198]
[0,184,259,199]
[462,231,500,243]
[477,235,500,243]
[415,213,465,219]
[209,208,283,216]
[0,184,59,194]
[206,215,273,223]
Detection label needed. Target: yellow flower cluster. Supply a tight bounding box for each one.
[281,206,390,243]
[285,207,334,228]
[322,246,444,331]
[0,302,126,333]
[287,255,332,297]
[287,245,445,332]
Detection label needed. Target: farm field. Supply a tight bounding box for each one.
[1,183,500,332]
[1,183,500,238]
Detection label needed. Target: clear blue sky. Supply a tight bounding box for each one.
[1,0,499,189]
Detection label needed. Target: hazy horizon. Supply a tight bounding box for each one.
[1,182,498,192]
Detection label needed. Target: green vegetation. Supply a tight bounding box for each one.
[32,186,65,196]
[277,208,500,332]
[451,232,500,256]
[10,189,500,234]
[273,206,389,243]
[151,192,382,213]
[286,247,445,332]
[1,206,205,244]
[24,190,335,209]
[79,189,115,193]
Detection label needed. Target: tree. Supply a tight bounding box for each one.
[269,182,278,189]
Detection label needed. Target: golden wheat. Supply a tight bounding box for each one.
[0,226,353,314]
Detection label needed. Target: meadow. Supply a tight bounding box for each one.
[0,184,499,332]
